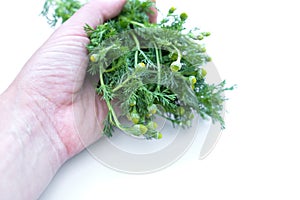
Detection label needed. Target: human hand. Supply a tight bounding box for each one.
[0,0,158,198]
[16,0,127,157]
[0,0,126,199]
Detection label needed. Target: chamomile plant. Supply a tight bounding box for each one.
[41,0,234,139]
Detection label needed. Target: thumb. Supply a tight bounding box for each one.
[59,0,126,34]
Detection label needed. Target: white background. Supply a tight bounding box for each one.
[1,0,300,199]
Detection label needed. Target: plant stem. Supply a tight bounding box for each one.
[128,20,146,28]
[153,43,161,91]
[104,65,119,73]
[130,31,156,67]
[134,51,138,67]
[99,64,123,128]
[130,32,140,67]
[130,32,140,49]
[172,44,182,61]
[112,75,133,92]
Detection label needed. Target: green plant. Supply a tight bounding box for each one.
[41,0,234,139]
[41,0,83,27]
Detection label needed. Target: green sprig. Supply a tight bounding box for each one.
[41,0,234,139]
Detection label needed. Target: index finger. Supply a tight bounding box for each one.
[149,0,158,23]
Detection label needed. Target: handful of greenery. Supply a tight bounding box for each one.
[41,0,234,139]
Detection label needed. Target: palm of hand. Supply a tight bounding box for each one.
[18,26,107,157]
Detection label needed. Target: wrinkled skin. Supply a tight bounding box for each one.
[0,0,128,199]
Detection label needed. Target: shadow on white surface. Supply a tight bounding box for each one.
[40,116,211,199]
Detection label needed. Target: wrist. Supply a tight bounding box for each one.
[1,85,69,161]
[0,87,67,199]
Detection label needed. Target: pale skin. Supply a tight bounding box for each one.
[0,0,156,199]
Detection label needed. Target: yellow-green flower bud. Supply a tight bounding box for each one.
[189,76,197,85]
[130,111,140,124]
[134,124,148,135]
[90,54,99,62]
[129,99,136,107]
[206,56,212,62]
[148,104,157,115]
[180,12,188,21]
[127,124,148,136]
[136,62,146,68]
[201,68,207,77]
[170,61,182,72]
[157,132,163,139]
[201,32,211,37]
[168,7,176,14]
[197,34,204,40]
[178,107,185,115]
[200,47,206,53]
[147,121,158,130]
